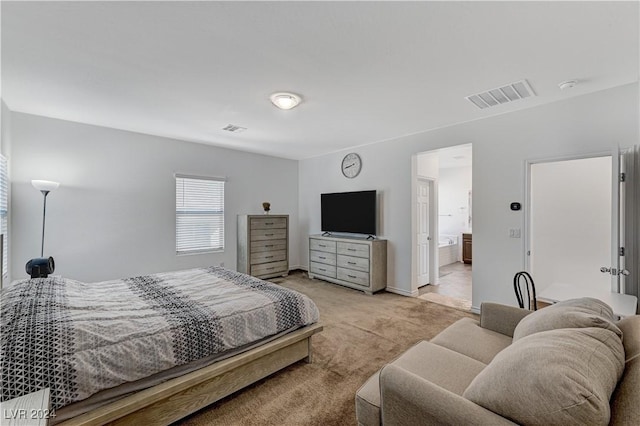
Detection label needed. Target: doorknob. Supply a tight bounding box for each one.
[619,269,630,276]
[427,236,431,241]
[600,267,611,273]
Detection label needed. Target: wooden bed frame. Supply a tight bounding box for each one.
[57,323,323,425]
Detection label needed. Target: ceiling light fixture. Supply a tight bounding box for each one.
[558,80,578,90]
[270,92,302,110]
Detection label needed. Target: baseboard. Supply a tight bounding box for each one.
[470,305,481,314]
[289,265,307,272]
[385,285,419,297]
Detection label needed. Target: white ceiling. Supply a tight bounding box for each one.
[2,1,638,160]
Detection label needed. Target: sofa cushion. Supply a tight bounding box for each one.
[431,317,512,364]
[610,354,640,426]
[513,297,621,341]
[610,315,640,426]
[617,315,640,361]
[355,341,485,426]
[463,327,625,426]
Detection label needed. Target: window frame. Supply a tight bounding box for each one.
[0,155,7,281]
[175,173,226,256]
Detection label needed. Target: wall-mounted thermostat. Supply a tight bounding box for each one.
[510,202,521,211]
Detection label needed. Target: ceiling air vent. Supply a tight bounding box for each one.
[222,124,247,133]
[466,80,536,110]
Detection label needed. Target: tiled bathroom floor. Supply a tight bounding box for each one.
[418,262,472,310]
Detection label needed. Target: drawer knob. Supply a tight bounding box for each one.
[319,256,326,259]
[265,233,274,236]
[348,274,357,279]
[265,244,273,248]
[319,244,326,247]
[348,248,356,251]
[348,261,356,265]
[265,256,273,259]
[265,222,273,225]
[319,268,326,272]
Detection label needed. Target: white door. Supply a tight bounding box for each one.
[528,150,626,294]
[417,179,431,286]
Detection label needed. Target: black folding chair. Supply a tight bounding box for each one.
[514,271,537,311]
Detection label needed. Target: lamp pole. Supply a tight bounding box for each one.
[39,190,50,257]
[31,180,59,258]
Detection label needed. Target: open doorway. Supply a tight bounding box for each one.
[412,144,472,310]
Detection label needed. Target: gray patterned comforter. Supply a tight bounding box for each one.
[0,267,319,409]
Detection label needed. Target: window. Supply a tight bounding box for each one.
[0,155,7,277]
[175,174,225,254]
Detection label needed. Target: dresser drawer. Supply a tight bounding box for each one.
[337,267,370,287]
[310,261,337,278]
[250,239,287,253]
[251,228,287,241]
[310,250,337,266]
[337,241,370,258]
[251,250,287,265]
[250,217,287,230]
[310,238,337,253]
[337,254,369,272]
[251,261,288,277]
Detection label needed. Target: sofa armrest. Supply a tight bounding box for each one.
[380,364,516,426]
[479,302,531,337]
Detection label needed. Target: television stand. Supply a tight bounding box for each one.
[308,234,387,294]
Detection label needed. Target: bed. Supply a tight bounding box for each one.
[0,266,322,425]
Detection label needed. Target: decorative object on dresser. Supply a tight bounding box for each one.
[308,235,387,295]
[262,202,271,214]
[238,215,289,279]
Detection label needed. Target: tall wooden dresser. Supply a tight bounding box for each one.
[237,215,289,279]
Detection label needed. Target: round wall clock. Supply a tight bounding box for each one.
[341,153,362,178]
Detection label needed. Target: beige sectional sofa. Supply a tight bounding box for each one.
[356,298,639,425]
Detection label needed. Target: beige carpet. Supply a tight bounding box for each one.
[178,271,476,426]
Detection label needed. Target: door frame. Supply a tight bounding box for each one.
[523,149,618,289]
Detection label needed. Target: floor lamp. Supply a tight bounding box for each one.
[31,180,59,265]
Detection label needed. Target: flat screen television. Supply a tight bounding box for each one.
[321,190,377,236]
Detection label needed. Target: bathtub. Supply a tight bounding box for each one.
[438,234,459,267]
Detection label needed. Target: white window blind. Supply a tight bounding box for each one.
[176,174,225,254]
[0,155,7,277]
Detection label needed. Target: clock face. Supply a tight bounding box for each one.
[341,153,362,178]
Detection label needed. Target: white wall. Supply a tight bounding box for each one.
[10,113,299,283]
[438,165,472,239]
[530,156,611,292]
[298,83,639,310]
[416,152,439,180]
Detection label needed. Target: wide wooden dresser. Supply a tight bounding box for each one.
[237,215,289,279]
[308,234,387,295]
